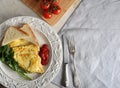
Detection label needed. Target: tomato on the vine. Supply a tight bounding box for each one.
[52,4,61,15]
[40,0,62,19]
[40,0,50,9]
[43,10,52,19]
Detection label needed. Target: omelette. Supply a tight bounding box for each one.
[9,39,44,74]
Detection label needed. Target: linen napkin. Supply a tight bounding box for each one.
[53,28,120,88]
[45,83,59,88]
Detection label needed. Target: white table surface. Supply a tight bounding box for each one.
[1,0,120,88]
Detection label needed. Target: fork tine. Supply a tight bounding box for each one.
[71,36,75,50]
[68,36,73,46]
[67,35,75,54]
[69,36,72,48]
[66,35,71,48]
[71,36,75,47]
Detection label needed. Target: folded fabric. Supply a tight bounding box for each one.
[53,28,120,88]
[45,83,60,88]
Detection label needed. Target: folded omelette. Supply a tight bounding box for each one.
[9,39,44,74]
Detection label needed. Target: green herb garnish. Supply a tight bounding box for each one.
[0,45,31,80]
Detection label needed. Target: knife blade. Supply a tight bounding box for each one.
[62,35,69,87]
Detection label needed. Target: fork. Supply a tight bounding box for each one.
[68,36,81,88]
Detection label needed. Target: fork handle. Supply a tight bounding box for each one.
[72,56,80,88]
[73,68,80,88]
[64,63,69,87]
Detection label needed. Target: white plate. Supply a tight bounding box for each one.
[0,16,63,88]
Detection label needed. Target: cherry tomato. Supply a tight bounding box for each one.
[39,52,46,60]
[52,4,61,15]
[52,0,60,4]
[41,59,49,65]
[43,10,52,19]
[41,51,49,58]
[41,45,49,53]
[46,0,51,2]
[44,51,49,59]
[45,53,49,59]
[39,44,50,65]
[40,1,50,10]
[41,47,47,52]
[40,44,49,53]
[42,44,48,48]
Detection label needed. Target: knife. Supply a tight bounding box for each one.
[62,35,69,87]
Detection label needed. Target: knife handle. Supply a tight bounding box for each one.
[65,63,69,87]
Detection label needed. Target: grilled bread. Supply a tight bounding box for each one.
[2,23,39,46]
[20,23,39,46]
[1,26,29,46]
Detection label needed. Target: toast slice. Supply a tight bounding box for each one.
[2,26,29,46]
[20,23,39,46]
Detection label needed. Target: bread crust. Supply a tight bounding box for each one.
[20,23,39,46]
[1,26,28,46]
[13,26,29,36]
[1,24,39,46]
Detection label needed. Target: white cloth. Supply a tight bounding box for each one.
[52,0,120,87]
[61,0,120,30]
[45,83,59,88]
[53,28,120,88]
[1,0,120,88]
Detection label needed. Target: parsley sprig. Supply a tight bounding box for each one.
[0,45,31,80]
